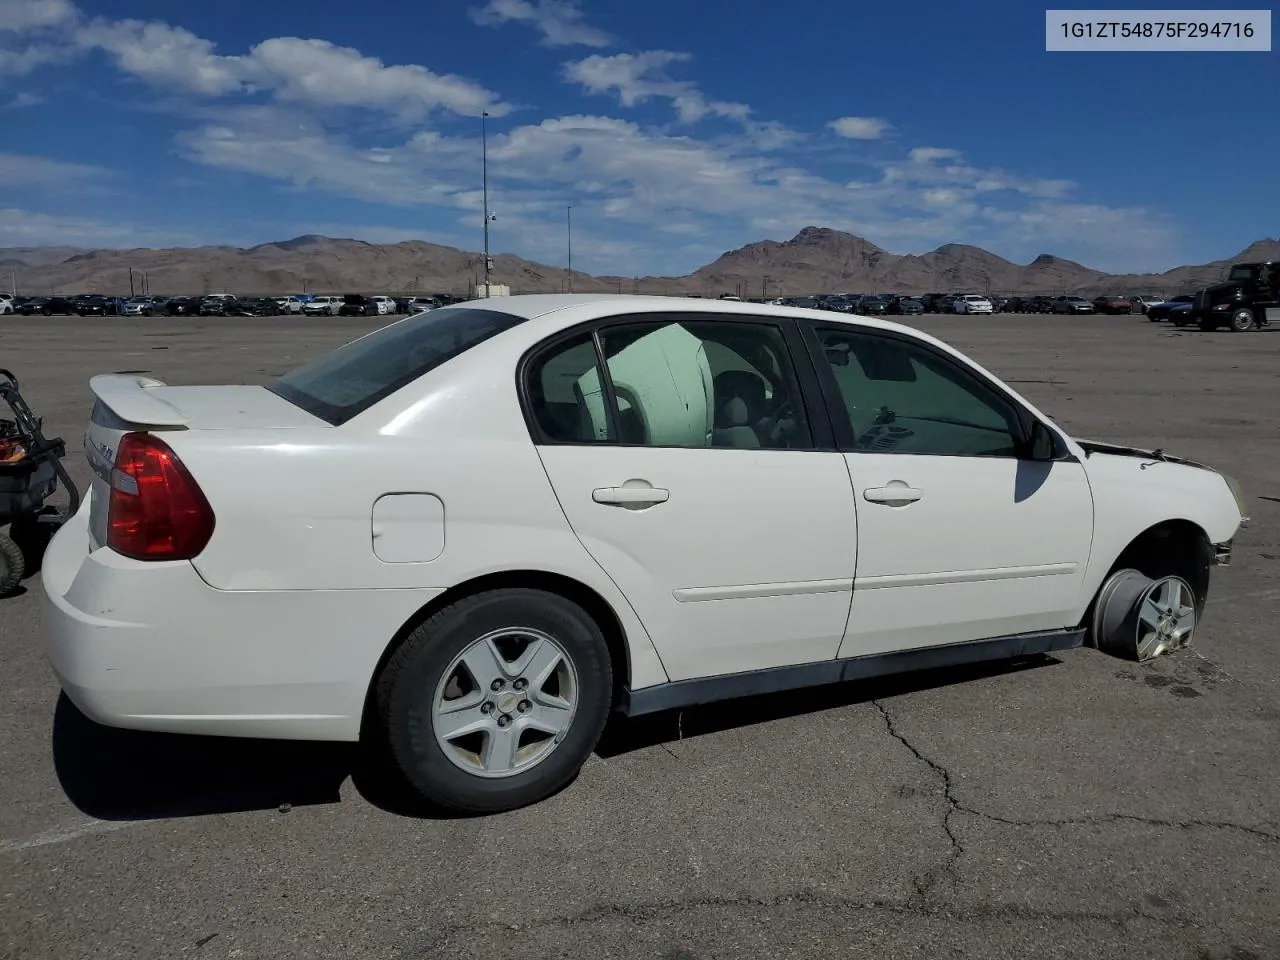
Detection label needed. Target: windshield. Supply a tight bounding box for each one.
[1227,265,1257,282]
[269,306,526,425]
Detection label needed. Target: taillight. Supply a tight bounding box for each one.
[106,432,215,560]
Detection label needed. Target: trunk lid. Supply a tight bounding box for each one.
[84,374,327,550]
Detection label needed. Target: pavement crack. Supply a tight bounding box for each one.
[871,701,1280,848]
[871,699,964,905]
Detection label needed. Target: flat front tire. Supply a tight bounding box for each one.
[376,588,613,813]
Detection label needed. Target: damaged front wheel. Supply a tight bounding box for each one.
[1092,569,1197,661]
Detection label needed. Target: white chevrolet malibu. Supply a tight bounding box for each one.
[43,295,1246,812]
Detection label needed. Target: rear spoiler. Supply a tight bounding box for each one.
[88,374,189,427]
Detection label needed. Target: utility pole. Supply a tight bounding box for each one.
[128,267,135,298]
[481,111,492,296]
[566,205,573,293]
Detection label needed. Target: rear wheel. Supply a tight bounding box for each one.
[376,588,613,813]
[0,534,25,596]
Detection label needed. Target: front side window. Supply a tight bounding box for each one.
[814,327,1023,457]
[525,317,813,450]
[270,306,524,425]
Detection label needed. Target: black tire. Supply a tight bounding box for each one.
[1229,307,1256,332]
[0,534,25,596]
[376,588,613,813]
[8,509,59,576]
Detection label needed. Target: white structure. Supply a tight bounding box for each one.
[44,295,1245,813]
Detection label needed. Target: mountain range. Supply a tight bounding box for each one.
[2,228,1277,299]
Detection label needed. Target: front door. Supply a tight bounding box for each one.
[525,316,858,682]
[807,324,1095,658]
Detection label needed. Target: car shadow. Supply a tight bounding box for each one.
[52,655,1060,822]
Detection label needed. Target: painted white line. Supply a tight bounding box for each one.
[0,817,154,855]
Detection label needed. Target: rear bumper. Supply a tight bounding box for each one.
[41,503,444,741]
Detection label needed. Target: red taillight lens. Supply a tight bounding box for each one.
[107,432,215,560]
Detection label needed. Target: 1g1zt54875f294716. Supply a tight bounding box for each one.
[42,295,1246,813]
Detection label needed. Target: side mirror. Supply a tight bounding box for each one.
[1026,420,1059,461]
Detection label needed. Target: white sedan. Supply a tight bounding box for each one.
[43,295,1246,813]
[953,295,994,314]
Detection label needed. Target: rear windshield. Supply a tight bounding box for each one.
[269,306,525,425]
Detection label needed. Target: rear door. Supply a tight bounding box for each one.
[527,313,859,682]
[803,322,1095,657]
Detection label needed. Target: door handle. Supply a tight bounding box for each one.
[863,482,922,506]
[593,485,670,506]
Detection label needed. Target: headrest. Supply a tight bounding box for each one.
[713,370,767,427]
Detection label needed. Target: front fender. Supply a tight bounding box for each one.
[1075,452,1243,614]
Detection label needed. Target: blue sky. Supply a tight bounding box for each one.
[0,0,1275,275]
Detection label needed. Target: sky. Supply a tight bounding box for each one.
[0,0,1276,276]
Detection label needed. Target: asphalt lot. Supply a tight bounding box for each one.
[1,311,1278,960]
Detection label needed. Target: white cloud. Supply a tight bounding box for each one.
[71,19,509,117]
[469,0,613,48]
[829,116,891,140]
[0,0,75,32]
[0,208,200,247]
[908,146,962,163]
[0,152,111,185]
[565,51,750,123]
[4,91,44,108]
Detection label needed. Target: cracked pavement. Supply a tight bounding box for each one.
[1,315,1278,959]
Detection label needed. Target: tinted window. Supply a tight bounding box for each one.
[526,332,614,443]
[598,319,812,449]
[270,307,524,425]
[525,318,813,450]
[815,327,1022,457]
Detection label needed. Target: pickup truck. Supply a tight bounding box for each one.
[1193,261,1280,332]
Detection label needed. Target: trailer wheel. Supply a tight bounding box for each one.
[0,534,25,596]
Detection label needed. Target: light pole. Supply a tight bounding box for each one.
[566,205,573,293]
[481,111,491,296]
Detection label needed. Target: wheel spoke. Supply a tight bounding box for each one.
[523,697,572,737]
[435,704,491,741]
[1172,605,1196,640]
[481,724,522,773]
[511,637,563,689]
[1139,596,1163,632]
[460,637,509,690]
[1136,628,1164,660]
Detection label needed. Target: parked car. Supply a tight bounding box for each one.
[302,296,344,317]
[405,297,442,313]
[45,295,1247,814]
[1146,295,1195,322]
[953,295,994,315]
[199,295,238,317]
[122,297,164,317]
[338,294,378,317]
[75,295,118,317]
[1092,296,1132,315]
[1167,301,1197,327]
[19,296,75,316]
[1051,297,1095,315]
[0,295,13,315]
[1191,261,1280,332]
[855,296,891,316]
[888,297,924,315]
[369,295,398,316]
[230,297,281,317]
[274,296,305,315]
[165,297,201,316]
[1130,295,1164,315]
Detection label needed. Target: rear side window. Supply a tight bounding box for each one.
[270,307,524,425]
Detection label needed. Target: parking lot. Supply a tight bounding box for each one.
[1,311,1278,960]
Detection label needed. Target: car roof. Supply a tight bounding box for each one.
[449,293,922,335]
